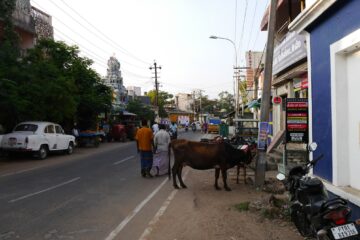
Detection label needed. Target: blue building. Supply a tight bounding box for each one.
[289,0,360,218]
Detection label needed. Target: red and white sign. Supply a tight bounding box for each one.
[272,96,282,104]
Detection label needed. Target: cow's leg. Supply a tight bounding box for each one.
[178,165,187,188]
[221,168,231,191]
[172,163,180,189]
[214,168,221,190]
[244,165,247,184]
[236,164,240,184]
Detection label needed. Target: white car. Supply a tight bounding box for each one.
[0,121,75,160]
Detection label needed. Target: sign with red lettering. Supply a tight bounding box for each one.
[272,96,282,104]
[286,98,308,143]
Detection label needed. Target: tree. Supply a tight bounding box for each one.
[146,90,173,118]
[0,37,112,132]
[218,91,235,114]
[23,39,112,130]
[0,0,23,131]
[126,99,155,121]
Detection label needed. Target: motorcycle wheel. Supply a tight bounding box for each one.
[291,207,314,238]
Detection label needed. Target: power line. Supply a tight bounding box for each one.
[246,0,258,51]
[237,0,248,57]
[55,28,151,79]
[252,0,270,50]
[234,0,238,44]
[33,0,151,68]
[57,0,151,66]
[48,0,151,66]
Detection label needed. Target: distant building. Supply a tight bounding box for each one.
[0,0,53,53]
[127,86,141,97]
[103,56,127,111]
[245,51,264,90]
[175,93,193,112]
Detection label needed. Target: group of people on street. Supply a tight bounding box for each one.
[135,120,173,178]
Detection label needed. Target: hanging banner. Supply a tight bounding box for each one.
[285,98,308,143]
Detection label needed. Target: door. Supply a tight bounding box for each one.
[55,125,67,150]
[44,124,57,150]
[346,50,360,189]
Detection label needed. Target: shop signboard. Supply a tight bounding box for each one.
[286,98,308,143]
[273,32,307,75]
[272,96,282,104]
[257,122,269,150]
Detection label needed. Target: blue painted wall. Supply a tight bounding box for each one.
[307,0,360,181]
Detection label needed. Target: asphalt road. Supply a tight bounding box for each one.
[0,130,206,240]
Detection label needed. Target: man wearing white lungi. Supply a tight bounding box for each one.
[153,124,171,176]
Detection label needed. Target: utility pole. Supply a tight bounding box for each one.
[193,90,196,120]
[199,89,204,116]
[234,66,251,117]
[149,60,161,107]
[255,0,277,187]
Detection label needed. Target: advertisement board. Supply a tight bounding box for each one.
[273,32,307,75]
[257,122,269,150]
[285,98,308,143]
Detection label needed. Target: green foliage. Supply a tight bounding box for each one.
[147,90,173,106]
[146,90,173,118]
[218,91,234,113]
[126,99,155,121]
[0,0,19,50]
[239,81,249,105]
[0,38,112,132]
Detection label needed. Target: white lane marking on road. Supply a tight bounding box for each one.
[113,155,135,165]
[0,167,41,178]
[104,176,171,240]
[138,170,189,240]
[8,177,81,203]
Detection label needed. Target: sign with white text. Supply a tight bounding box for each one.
[273,32,307,75]
[286,98,308,143]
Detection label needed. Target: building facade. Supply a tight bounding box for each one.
[126,86,141,98]
[103,56,127,112]
[261,0,308,148]
[289,0,360,218]
[175,93,194,112]
[245,51,264,92]
[0,0,53,51]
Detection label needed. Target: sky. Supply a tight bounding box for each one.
[30,0,269,99]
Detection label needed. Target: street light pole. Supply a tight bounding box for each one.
[209,35,239,121]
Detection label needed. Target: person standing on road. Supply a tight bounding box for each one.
[135,120,154,178]
[203,122,208,134]
[153,124,171,176]
[169,122,177,139]
[72,123,80,145]
[152,121,159,135]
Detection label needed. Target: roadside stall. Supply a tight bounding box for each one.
[78,130,104,147]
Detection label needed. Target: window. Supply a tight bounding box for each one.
[55,125,63,134]
[45,125,55,133]
[14,124,38,132]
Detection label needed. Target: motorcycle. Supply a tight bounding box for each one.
[168,128,177,140]
[191,124,196,132]
[277,142,360,240]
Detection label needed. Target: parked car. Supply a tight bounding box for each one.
[0,121,75,160]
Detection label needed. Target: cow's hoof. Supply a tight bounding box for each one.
[174,185,180,189]
[214,185,221,190]
[225,187,232,191]
[181,185,187,189]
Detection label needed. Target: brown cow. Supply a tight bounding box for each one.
[171,139,252,191]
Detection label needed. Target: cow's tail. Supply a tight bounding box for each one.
[168,142,171,180]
